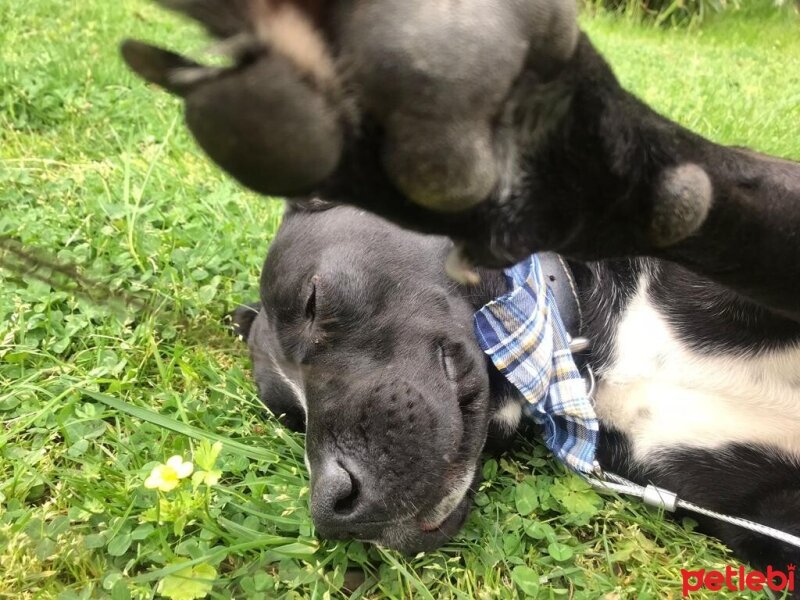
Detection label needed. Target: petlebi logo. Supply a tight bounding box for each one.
[681,565,796,596]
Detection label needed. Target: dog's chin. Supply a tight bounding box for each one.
[369,467,480,555]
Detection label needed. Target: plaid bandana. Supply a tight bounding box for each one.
[473,255,599,473]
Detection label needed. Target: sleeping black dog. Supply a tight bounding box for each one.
[121,0,800,577]
[230,200,800,570]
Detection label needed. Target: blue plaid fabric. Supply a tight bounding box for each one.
[474,255,599,474]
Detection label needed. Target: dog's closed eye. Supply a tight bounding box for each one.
[438,344,458,383]
[305,276,318,322]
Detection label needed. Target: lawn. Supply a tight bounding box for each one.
[1,1,799,598]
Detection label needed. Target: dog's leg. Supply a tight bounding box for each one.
[320,33,800,322]
[560,39,800,322]
[121,5,800,321]
[411,34,800,323]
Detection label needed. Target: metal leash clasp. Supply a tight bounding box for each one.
[568,336,591,353]
[642,485,678,512]
[567,335,596,400]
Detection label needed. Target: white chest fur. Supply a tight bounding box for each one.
[594,278,800,462]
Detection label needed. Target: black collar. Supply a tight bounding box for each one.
[538,252,583,340]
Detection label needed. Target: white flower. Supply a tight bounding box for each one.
[144,455,194,492]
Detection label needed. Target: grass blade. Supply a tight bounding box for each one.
[83,389,279,463]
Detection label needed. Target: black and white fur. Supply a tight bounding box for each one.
[584,259,800,569]
[232,202,800,573]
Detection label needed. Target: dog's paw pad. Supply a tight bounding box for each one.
[335,1,551,213]
[182,53,343,196]
[383,117,498,213]
[122,3,344,197]
[650,163,712,247]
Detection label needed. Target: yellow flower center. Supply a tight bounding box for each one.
[144,456,193,492]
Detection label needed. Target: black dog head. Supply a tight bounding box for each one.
[231,202,518,553]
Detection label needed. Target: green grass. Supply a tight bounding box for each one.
[1,1,798,598]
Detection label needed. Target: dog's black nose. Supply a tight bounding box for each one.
[311,460,377,539]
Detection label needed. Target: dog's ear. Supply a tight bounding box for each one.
[262,388,306,433]
[228,302,308,432]
[228,302,262,341]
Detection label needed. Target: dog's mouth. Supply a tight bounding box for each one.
[416,466,479,533]
[309,472,478,554]
[370,465,481,554]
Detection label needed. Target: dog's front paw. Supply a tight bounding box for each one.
[123,0,582,213]
[122,1,345,197]
[333,0,579,212]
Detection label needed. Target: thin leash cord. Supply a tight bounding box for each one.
[583,471,800,550]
